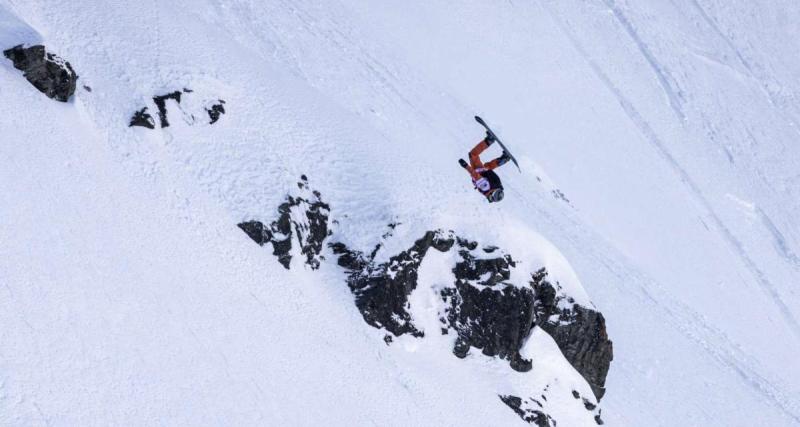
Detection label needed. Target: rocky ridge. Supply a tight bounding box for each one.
[239,177,613,425]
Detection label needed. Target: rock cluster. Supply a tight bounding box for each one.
[331,230,455,337]
[129,88,226,128]
[499,395,556,427]
[238,177,613,424]
[238,176,331,269]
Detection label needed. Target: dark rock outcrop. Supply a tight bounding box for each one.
[152,91,182,128]
[332,232,539,372]
[444,244,535,371]
[331,230,455,337]
[238,177,613,423]
[499,395,556,427]
[531,270,613,400]
[238,176,331,269]
[3,45,77,102]
[129,107,155,129]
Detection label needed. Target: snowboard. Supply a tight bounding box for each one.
[474,115,521,172]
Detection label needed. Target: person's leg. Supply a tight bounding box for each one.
[468,139,490,169]
[483,153,510,171]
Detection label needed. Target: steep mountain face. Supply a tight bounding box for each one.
[2,0,800,425]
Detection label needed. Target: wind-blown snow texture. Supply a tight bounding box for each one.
[2,0,799,425]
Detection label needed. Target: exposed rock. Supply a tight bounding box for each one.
[331,230,455,337]
[152,91,182,128]
[130,89,227,128]
[238,175,331,269]
[239,177,613,423]
[570,389,604,423]
[444,244,535,372]
[129,107,155,129]
[595,412,604,425]
[552,189,570,203]
[499,395,556,426]
[206,100,226,124]
[531,269,613,400]
[3,45,77,102]
[332,231,538,372]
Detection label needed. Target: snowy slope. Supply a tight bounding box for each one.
[2,0,799,425]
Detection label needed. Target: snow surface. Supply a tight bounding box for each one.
[2,0,800,425]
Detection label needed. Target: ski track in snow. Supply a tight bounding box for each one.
[683,0,800,135]
[541,0,800,343]
[514,178,800,423]
[539,1,800,422]
[600,0,687,123]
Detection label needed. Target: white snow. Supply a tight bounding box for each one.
[2,0,800,425]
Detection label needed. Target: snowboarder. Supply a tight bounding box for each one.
[459,132,512,203]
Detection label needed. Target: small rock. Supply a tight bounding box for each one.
[206,99,226,124]
[129,107,155,129]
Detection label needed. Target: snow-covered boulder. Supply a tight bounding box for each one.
[3,44,76,102]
